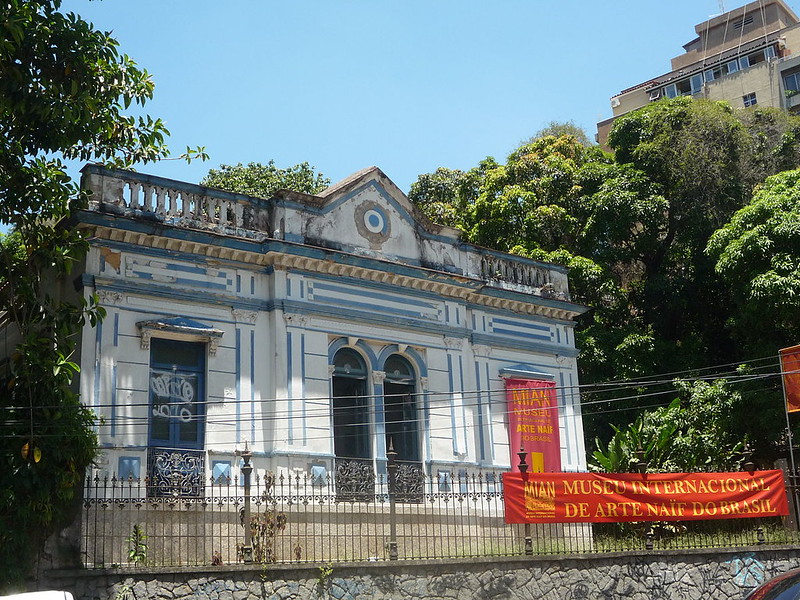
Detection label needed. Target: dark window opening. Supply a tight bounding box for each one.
[383,355,420,464]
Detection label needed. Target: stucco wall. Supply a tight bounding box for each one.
[41,548,800,600]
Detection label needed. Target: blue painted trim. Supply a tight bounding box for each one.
[499,364,557,380]
[492,317,551,333]
[447,354,458,455]
[93,319,102,424]
[127,268,229,291]
[376,344,428,378]
[300,279,305,299]
[236,274,241,294]
[110,363,117,437]
[491,327,551,342]
[313,281,439,310]
[250,277,255,295]
[471,333,579,357]
[423,389,432,464]
[458,355,468,456]
[301,334,307,446]
[374,381,386,460]
[287,277,292,298]
[89,276,267,312]
[327,337,379,371]
[235,328,242,443]
[485,362,495,461]
[284,232,304,243]
[164,262,218,276]
[285,299,461,340]
[287,331,294,445]
[311,293,437,321]
[298,270,458,305]
[81,210,585,316]
[113,313,119,347]
[250,329,256,445]
[475,361,484,462]
[560,370,570,467]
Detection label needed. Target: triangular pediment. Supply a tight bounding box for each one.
[276,167,461,267]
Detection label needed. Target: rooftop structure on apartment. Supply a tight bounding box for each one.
[597,0,800,146]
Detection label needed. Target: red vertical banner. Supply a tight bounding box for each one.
[505,378,561,473]
[781,345,800,413]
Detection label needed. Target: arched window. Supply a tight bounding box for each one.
[383,355,420,464]
[331,348,370,460]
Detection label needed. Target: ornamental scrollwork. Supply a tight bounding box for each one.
[334,458,374,502]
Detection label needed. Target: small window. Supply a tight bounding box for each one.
[690,74,704,95]
[740,55,751,69]
[333,348,368,378]
[726,60,739,75]
[118,456,141,480]
[664,83,678,99]
[704,69,715,83]
[437,470,452,492]
[766,45,776,59]
[743,92,758,107]
[784,69,800,93]
[310,464,328,486]
[211,461,231,485]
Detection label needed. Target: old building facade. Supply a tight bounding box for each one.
[75,164,587,495]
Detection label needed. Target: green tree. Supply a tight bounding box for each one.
[707,168,800,354]
[202,161,330,198]
[591,379,745,473]
[525,119,593,147]
[0,0,184,587]
[410,97,800,457]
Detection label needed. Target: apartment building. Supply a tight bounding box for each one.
[598,0,800,146]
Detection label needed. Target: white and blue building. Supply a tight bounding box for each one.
[74,164,588,495]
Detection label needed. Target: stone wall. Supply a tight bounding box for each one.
[39,547,800,600]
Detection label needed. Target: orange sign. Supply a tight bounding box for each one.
[503,470,788,523]
[505,379,561,473]
[780,345,800,413]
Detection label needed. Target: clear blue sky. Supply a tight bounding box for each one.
[60,0,797,194]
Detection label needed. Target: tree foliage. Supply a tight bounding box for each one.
[409,98,800,463]
[707,169,800,354]
[591,379,745,473]
[201,161,330,198]
[1,0,181,587]
[525,119,593,147]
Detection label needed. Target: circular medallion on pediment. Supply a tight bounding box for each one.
[354,201,391,246]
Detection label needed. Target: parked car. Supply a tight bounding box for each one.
[0,593,74,600]
[745,569,800,600]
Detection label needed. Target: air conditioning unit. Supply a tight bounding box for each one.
[611,97,621,108]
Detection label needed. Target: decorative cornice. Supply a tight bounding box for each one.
[472,344,492,357]
[81,223,585,321]
[443,337,465,350]
[97,290,124,305]
[283,313,308,327]
[232,309,258,324]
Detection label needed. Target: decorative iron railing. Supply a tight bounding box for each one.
[146,447,205,498]
[81,463,799,569]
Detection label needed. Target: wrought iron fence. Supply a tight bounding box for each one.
[81,462,800,569]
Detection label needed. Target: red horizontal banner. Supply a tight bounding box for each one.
[503,470,788,524]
